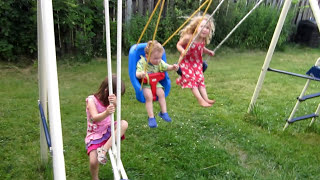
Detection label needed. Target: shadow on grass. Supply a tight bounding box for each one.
[304,123,320,134]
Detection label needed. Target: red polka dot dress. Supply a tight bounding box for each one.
[176,41,205,88]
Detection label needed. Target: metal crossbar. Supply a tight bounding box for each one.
[299,92,320,101]
[267,68,320,81]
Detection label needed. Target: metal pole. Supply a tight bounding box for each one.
[309,103,320,126]
[116,0,123,172]
[283,80,310,130]
[37,0,48,164]
[104,0,116,157]
[248,0,293,113]
[309,0,320,32]
[39,0,66,179]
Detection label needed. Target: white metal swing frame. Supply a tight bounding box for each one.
[38,0,128,179]
[38,0,66,179]
[247,0,320,128]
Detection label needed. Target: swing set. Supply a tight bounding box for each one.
[129,0,320,131]
[267,59,320,130]
[248,0,320,130]
[129,0,264,103]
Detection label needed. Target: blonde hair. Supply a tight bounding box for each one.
[144,40,164,55]
[179,14,215,44]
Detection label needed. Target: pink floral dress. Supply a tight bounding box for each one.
[176,41,206,88]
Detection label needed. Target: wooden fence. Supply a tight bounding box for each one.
[292,0,320,25]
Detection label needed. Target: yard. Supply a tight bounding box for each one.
[1,46,320,179]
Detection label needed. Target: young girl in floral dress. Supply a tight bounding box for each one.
[176,14,216,107]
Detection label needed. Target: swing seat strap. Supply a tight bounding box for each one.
[142,72,165,101]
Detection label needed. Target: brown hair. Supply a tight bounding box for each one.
[94,75,125,106]
[144,40,164,56]
[179,14,215,44]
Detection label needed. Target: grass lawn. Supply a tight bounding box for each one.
[1,46,320,179]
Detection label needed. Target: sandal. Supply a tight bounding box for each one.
[97,147,108,165]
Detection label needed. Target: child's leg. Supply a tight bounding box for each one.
[89,150,99,180]
[143,88,155,118]
[102,120,128,150]
[156,87,167,113]
[199,86,215,104]
[157,87,172,122]
[191,87,212,107]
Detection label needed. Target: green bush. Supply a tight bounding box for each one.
[213,2,295,50]
[0,0,37,62]
[123,13,165,53]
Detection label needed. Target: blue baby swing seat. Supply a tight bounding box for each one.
[128,43,171,103]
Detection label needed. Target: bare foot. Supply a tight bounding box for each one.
[206,99,216,104]
[199,101,212,107]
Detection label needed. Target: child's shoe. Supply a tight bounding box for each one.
[97,147,108,165]
[158,112,172,122]
[148,117,158,128]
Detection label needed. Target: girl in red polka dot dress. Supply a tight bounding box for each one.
[176,14,215,107]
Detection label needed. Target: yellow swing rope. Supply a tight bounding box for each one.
[162,0,211,47]
[140,0,166,90]
[135,0,163,46]
[178,0,212,65]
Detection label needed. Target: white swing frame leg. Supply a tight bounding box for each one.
[309,104,320,126]
[309,0,320,32]
[283,79,311,130]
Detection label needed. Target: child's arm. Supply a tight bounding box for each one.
[136,71,146,79]
[176,34,192,55]
[203,47,215,56]
[167,64,179,71]
[87,98,115,122]
[136,58,146,79]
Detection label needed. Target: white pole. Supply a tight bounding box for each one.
[108,150,120,180]
[309,0,320,32]
[309,58,320,126]
[104,0,117,156]
[118,160,128,179]
[116,0,123,171]
[283,79,310,130]
[38,0,48,164]
[39,0,66,179]
[309,103,320,126]
[248,0,293,113]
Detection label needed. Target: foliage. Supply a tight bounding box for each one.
[123,12,183,53]
[0,0,305,62]
[213,2,295,50]
[0,0,37,62]
[53,0,108,59]
[123,14,152,52]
